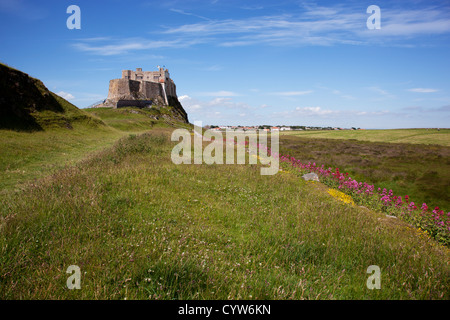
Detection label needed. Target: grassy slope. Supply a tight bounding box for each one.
[0,125,122,192]
[0,107,189,192]
[32,93,105,130]
[0,132,449,299]
[0,62,104,132]
[282,129,450,147]
[84,107,191,132]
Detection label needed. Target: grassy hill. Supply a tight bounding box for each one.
[0,107,190,192]
[0,131,449,299]
[0,63,105,131]
[0,63,191,192]
[84,106,191,132]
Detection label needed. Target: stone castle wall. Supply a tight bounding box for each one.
[107,79,143,100]
[101,67,179,109]
[140,80,165,103]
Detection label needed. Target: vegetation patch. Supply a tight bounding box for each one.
[280,134,450,211]
[1,132,448,299]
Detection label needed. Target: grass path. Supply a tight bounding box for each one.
[0,106,190,192]
[0,125,124,192]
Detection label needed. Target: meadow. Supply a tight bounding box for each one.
[0,123,449,300]
[282,128,450,146]
[280,131,450,213]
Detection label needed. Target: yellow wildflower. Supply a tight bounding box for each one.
[327,188,355,206]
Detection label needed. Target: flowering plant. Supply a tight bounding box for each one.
[279,154,449,246]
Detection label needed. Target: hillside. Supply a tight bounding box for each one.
[0,64,192,191]
[0,63,105,131]
[0,105,190,191]
[0,131,448,299]
[85,106,192,132]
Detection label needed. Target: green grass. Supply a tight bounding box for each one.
[1,132,449,299]
[0,125,122,191]
[0,107,189,192]
[1,62,105,132]
[32,93,106,130]
[282,128,450,147]
[84,107,191,132]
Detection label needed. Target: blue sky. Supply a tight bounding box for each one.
[1,0,449,128]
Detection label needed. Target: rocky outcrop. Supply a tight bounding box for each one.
[0,63,102,131]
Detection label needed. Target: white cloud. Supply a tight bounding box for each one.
[373,9,450,37]
[204,64,223,71]
[407,88,438,93]
[368,86,390,95]
[178,94,251,113]
[162,5,450,48]
[367,86,396,100]
[274,106,394,119]
[169,8,211,21]
[295,106,334,116]
[178,95,202,111]
[56,91,75,100]
[71,4,450,56]
[402,105,450,113]
[73,38,204,55]
[331,89,356,100]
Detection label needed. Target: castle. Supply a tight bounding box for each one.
[102,67,178,108]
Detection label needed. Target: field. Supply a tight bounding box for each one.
[280,130,450,212]
[282,128,450,146]
[0,117,449,300]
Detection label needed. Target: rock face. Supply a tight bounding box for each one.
[0,63,62,130]
[99,67,189,123]
[0,63,101,131]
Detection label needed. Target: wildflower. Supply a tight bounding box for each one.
[278,151,448,246]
